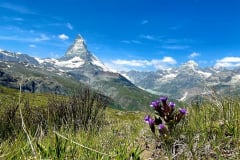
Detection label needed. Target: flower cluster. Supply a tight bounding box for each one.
[145,96,187,136]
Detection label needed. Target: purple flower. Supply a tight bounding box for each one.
[179,108,187,115]
[160,96,168,103]
[169,102,175,108]
[160,96,168,110]
[150,100,160,108]
[145,115,155,133]
[144,115,150,123]
[159,124,165,130]
[144,115,154,125]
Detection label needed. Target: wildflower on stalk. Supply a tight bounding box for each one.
[160,96,168,110]
[175,108,187,122]
[167,101,175,116]
[159,124,165,130]
[159,123,168,136]
[160,96,168,104]
[169,102,175,108]
[144,115,155,133]
[150,100,160,109]
[179,108,187,115]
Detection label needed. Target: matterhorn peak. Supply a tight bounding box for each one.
[65,34,89,58]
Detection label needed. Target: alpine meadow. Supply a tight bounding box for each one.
[0,0,240,159]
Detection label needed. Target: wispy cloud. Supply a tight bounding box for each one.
[13,17,24,21]
[29,44,36,48]
[121,40,142,44]
[168,25,181,30]
[0,3,35,14]
[141,20,149,24]
[110,56,177,71]
[121,40,131,44]
[161,45,189,50]
[215,57,240,68]
[35,34,50,41]
[189,52,200,58]
[66,22,73,30]
[139,34,156,41]
[58,34,69,40]
[0,26,52,43]
[0,35,23,41]
[132,40,141,44]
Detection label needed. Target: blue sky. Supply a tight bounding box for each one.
[0,0,240,71]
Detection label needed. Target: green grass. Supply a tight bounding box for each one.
[0,85,239,159]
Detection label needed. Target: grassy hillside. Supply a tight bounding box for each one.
[0,85,239,159]
[96,79,157,111]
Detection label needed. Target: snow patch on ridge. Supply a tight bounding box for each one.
[35,57,85,68]
[55,56,84,68]
[196,70,212,78]
[121,73,133,82]
[91,56,117,72]
[231,75,240,83]
[35,57,45,63]
[178,92,188,101]
[165,73,177,78]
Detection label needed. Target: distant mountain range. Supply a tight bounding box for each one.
[1,34,240,110]
[122,60,240,101]
[0,35,155,110]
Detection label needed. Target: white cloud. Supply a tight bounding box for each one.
[58,34,69,40]
[66,22,73,30]
[161,57,177,64]
[189,52,200,58]
[110,56,177,71]
[35,34,50,41]
[215,57,240,68]
[141,20,149,24]
[217,57,240,63]
[29,44,36,48]
[112,59,151,67]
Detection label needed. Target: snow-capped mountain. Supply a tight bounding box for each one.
[36,34,112,72]
[123,60,240,101]
[0,49,39,65]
